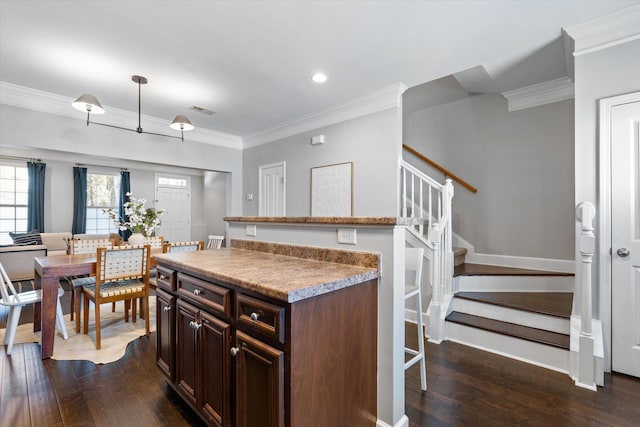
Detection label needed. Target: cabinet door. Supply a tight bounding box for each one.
[235,331,284,427]
[199,310,232,427]
[176,299,198,406]
[156,289,176,381]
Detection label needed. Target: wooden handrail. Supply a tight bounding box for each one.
[403,144,478,193]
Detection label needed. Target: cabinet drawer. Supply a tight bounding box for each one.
[177,273,232,320]
[156,265,176,292]
[237,294,285,344]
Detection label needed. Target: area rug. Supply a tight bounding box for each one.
[0,296,156,364]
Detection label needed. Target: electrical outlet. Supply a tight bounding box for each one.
[337,228,356,245]
[246,224,257,236]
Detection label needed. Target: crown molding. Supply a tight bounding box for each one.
[0,81,242,149]
[242,82,408,149]
[501,77,574,112]
[564,4,640,56]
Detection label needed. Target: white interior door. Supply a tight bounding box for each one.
[611,99,640,378]
[155,187,190,242]
[259,162,285,216]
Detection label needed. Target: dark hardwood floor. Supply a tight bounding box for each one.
[1,286,639,426]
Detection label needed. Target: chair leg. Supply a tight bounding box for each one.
[415,291,427,391]
[69,283,75,321]
[5,305,22,355]
[112,302,116,312]
[131,298,137,323]
[83,295,90,335]
[95,301,101,350]
[139,296,145,320]
[124,300,130,322]
[144,294,150,336]
[75,286,82,333]
[56,298,68,340]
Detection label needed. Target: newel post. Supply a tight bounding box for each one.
[428,222,444,343]
[576,201,597,391]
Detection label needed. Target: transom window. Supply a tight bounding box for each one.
[86,172,121,235]
[0,164,28,245]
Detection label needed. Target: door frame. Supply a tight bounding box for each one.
[598,90,640,372]
[258,161,286,216]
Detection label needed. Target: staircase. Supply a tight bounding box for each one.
[445,263,574,373]
[399,157,577,375]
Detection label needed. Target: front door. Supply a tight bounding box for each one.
[611,97,640,378]
[156,186,190,242]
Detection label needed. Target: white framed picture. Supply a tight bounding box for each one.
[310,162,353,216]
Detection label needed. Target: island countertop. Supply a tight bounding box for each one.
[153,247,380,303]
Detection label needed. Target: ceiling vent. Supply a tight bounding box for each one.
[190,105,216,115]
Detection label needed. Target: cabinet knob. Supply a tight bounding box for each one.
[250,312,260,322]
[159,275,167,280]
[163,306,171,312]
[230,347,240,357]
[193,289,202,296]
[189,320,201,331]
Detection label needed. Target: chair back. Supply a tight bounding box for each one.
[70,238,114,254]
[96,245,151,284]
[405,247,424,290]
[145,236,164,249]
[207,235,224,249]
[163,240,204,253]
[0,262,20,304]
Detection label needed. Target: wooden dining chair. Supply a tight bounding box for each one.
[68,239,113,330]
[162,240,205,254]
[0,262,68,355]
[72,245,151,350]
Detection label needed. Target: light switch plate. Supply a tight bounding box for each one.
[246,224,257,236]
[337,228,356,245]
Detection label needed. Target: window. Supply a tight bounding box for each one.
[86,172,121,234]
[157,175,188,187]
[0,164,28,245]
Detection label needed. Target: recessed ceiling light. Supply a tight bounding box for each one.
[312,73,328,83]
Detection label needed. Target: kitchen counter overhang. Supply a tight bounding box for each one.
[153,246,380,303]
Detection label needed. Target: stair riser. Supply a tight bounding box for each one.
[454,275,574,293]
[450,298,570,334]
[445,322,570,373]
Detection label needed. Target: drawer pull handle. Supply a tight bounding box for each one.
[230,347,240,357]
[250,312,260,322]
[193,289,202,296]
[163,306,171,312]
[159,275,167,280]
[189,320,201,331]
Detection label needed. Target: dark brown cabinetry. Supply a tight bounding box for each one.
[156,259,377,427]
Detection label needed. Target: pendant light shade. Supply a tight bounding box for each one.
[72,94,105,114]
[170,115,194,131]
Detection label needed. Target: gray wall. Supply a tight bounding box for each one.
[242,108,400,217]
[573,39,640,360]
[404,92,575,260]
[0,104,236,242]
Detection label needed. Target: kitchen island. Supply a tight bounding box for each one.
[153,241,380,427]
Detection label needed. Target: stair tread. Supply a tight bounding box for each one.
[454,263,574,277]
[455,292,572,319]
[446,311,570,350]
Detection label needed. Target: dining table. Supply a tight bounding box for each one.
[33,247,163,359]
[33,253,96,358]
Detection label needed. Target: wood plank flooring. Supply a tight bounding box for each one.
[1,286,639,426]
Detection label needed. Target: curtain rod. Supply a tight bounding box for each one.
[75,163,128,171]
[1,155,43,163]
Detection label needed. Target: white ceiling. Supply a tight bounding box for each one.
[1,0,638,142]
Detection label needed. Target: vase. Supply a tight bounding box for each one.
[128,232,146,246]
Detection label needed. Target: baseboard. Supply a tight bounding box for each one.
[464,252,575,274]
[377,415,409,427]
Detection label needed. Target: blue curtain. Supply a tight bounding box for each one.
[72,166,87,234]
[119,170,131,240]
[27,161,46,232]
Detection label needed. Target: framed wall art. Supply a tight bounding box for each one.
[310,162,353,216]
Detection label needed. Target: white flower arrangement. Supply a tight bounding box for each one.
[104,193,165,237]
